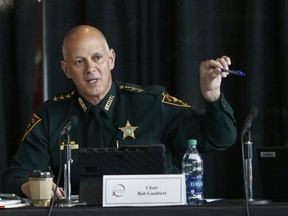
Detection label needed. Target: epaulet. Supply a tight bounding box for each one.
[51,90,76,102]
[116,82,191,107]
[117,82,164,94]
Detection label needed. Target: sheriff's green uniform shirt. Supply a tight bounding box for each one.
[1,80,236,196]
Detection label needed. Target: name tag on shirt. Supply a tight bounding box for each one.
[102,174,186,207]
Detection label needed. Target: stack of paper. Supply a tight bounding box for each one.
[0,199,28,208]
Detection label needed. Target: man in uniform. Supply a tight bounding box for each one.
[1,25,236,198]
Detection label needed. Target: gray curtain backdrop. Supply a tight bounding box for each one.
[1,0,288,199]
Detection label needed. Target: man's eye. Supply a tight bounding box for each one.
[92,55,102,61]
[73,59,83,65]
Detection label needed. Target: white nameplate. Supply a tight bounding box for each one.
[102,174,186,207]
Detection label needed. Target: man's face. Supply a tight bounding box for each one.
[61,32,115,105]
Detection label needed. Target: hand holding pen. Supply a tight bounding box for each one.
[199,55,245,101]
[212,55,246,77]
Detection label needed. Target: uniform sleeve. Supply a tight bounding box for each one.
[198,93,237,152]
[1,111,51,196]
[161,91,237,169]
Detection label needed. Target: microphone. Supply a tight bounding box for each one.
[240,106,259,136]
[60,116,78,136]
[239,106,270,205]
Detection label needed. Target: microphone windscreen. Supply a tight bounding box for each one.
[250,106,259,118]
[70,116,79,126]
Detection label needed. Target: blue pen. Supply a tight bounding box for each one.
[221,68,246,77]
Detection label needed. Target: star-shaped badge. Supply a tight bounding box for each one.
[119,120,138,139]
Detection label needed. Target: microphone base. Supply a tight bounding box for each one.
[53,198,87,207]
[228,198,271,205]
[249,199,271,205]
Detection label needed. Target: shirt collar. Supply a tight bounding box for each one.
[76,81,117,120]
[98,81,117,119]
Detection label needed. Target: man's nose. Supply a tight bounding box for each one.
[86,59,97,72]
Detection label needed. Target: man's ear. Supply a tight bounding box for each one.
[109,49,116,70]
[61,60,71,78]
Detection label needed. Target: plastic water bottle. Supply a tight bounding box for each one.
[182,139,204,205]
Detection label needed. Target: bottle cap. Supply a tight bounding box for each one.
[187,139,197,146]
[29,170,53,178]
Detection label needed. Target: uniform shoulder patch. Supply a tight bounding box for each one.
[162,92,192,107]
[21,113,42,142]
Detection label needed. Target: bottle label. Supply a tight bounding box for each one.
[185,175,203,197]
